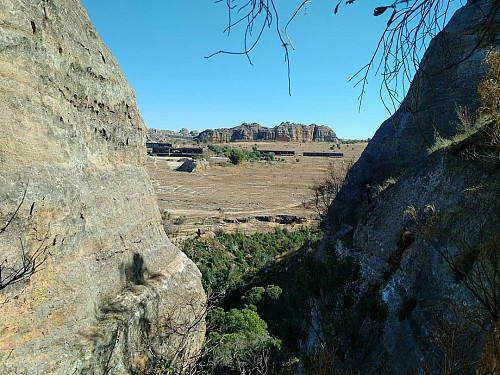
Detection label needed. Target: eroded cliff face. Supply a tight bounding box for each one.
[315,0,499,373]
[332,0,500,223]
[197,122,338,143]
[0,1,205,374]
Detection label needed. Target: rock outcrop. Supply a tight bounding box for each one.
[331,0,500,223]
[146,127,193,143]
[315,0,499,373]
[196,122,338,143]
[176,159,210,172]
[0,1,205,374]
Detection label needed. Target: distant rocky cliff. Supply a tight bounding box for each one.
[146,128,198,143]
[0,1,204,374]
[196,122,338,143]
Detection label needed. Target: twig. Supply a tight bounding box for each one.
[283,0,312,51]
[0,181,28,234]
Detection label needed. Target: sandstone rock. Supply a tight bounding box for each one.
[331,0,500,225]
[146,128,192,143]
[176,159,209,172]
[315,0,499,373]
[196,122,338,143]
[0,1,205,374]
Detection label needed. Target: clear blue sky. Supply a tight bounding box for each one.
[80,0,461,139]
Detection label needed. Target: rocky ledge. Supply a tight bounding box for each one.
[196,122,338,143]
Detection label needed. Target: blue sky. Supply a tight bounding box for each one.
[80,0,461,139]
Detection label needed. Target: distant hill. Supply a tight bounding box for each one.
[196,122,338,143]
[146,128,198,144]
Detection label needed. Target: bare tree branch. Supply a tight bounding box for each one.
[210,0,499,111]
[0,181,28,234]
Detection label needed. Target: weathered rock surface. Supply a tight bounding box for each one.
[331,0,500,223]
[176,159,210,172]
[196,122,338,143]
[146,127,193,143]
[314,0,499,373]
[0,1,205,374]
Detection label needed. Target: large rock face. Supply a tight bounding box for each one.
[0,1,205,374]
[331,0,500,224]
[196,122,338,143]
[316,0,499,373]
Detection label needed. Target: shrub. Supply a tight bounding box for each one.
[375,176,398,195]
[182,228,323,293]
[172,215,187,225]
[305,160,354,219]
[264,152,275,162]
[228,149,245,165]
[206,306,281,374]
[478,49,500,116]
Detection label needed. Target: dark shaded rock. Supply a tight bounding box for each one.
[177,159,209,172]
[329,0,500,227]
[312,1,499,373]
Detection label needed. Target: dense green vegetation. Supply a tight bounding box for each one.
[338,138,370,144]
[204,287,283,373]
[207,144,275,164]
[182,228,323,294]
[182,229,326,373]
[180,228,375,373]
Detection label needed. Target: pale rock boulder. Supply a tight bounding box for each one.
[0,0,205,374]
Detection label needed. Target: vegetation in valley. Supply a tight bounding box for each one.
[207,144,275,164]
[177,227,371,374]
[182,228,323,294]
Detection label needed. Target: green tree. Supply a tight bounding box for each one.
[242,287,265,311]
[206,306,281,373]
[228,149,245,165]
[265,284,282,301]
[242,285,283,311]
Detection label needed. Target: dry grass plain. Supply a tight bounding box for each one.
[146,141,367,244]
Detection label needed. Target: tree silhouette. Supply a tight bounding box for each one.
[208,0,500,108]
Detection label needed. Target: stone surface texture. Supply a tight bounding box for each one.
[196,122,338,143]
[146,128,194,144]
[332,0,500,222]
[0,1,205,374]
[316,0,499,373]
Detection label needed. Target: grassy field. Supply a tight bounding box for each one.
[146,141,367,244]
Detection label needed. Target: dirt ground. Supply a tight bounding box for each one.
[146,141,367,244]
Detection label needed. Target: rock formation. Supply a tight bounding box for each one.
[196,122,338,143]
[315,0,499,373]
[0,1,205,374]
[146,128,192,143]
[332,0,500,222]
[176,159,210,172]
